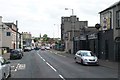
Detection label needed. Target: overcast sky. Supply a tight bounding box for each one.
[0,0,119,38]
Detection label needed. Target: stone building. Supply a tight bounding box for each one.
[61,15,88,54]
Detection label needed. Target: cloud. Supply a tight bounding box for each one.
[0,0,119,37]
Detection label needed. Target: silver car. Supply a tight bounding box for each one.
[74,50,99,65]
[0,56,11,80]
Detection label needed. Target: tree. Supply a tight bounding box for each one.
[43,34,48,42]
[34,38,39,42]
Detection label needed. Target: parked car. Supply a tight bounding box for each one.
[24,47,31,52]
[16,49,24,56]
[0,56,11,80]
[41,46,45,50]
[45,46,50,50]
[74,50,99,65]
[10,50,22,59]
[34,47,40,50]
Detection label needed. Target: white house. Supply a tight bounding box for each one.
[0,16,18,55]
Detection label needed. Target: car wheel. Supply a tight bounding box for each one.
[81,59,83,64]
[74,57,77,63]
[20,56,22,59]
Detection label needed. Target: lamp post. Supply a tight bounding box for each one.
[65,8,74,15]
[65,8,75,54]
[65,8,75,40]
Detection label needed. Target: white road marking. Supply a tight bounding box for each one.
[43,58,46,61]
[46,62,50,66]
[59,74,65,80]
[46,62,57,72]
[12,63,26,72]
[18,64,26,70]
[14,63,20,71]
[14,69,17,71]
[37,52,65,80]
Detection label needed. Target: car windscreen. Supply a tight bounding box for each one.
[81,51,95,56]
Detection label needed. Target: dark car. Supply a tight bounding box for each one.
[16,49,24,56]
[34,47,39,50]
[10,50,22,59]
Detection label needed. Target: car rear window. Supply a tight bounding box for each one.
[11,50,19,54]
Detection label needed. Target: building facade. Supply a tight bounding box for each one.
[74,27,99,55]
[113,1,120,61]
[4,23,18,50]
[22,32,32,48]
[99,1,120,61]
[61,15,88,54]
[73,1,120,62]
[0,16,20,55]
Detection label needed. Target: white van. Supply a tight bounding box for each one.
[0,56,11,80]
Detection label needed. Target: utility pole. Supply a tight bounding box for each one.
[65,8,75,40]
[65,8,75,54]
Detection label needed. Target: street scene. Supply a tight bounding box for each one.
[9,49,118,79]
[0,0,120,80]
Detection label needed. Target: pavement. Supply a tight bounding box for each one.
[51,49,119,71]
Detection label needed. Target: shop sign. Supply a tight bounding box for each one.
[80,35,86,40]
[88,33,97,39]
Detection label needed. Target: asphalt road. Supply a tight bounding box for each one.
[9,50,118,79]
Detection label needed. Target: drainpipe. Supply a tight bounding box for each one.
[16,20,18,49]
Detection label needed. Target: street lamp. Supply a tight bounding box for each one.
[65,8,74,15]
[65,8,76,54]
[65,8,75,40]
